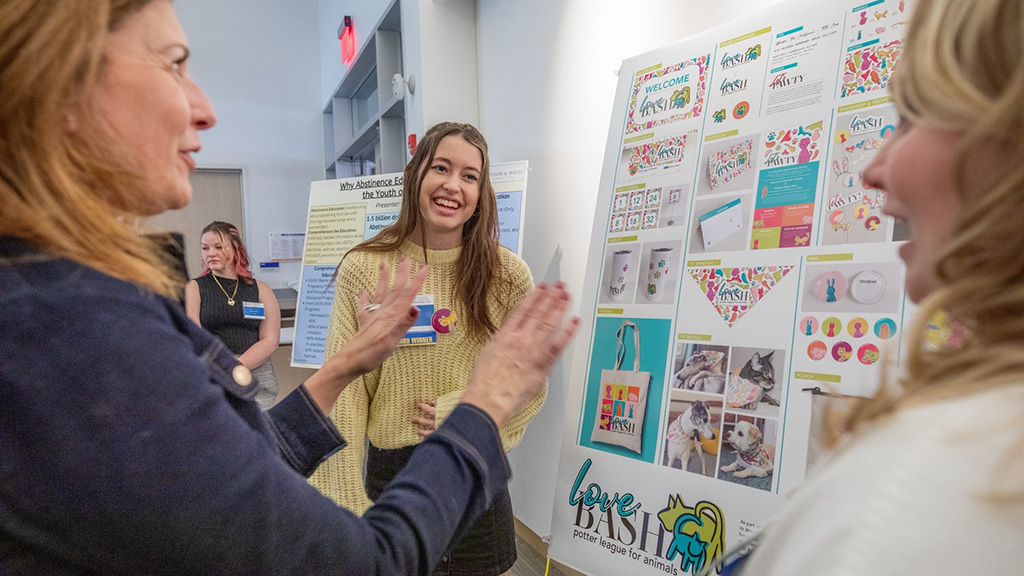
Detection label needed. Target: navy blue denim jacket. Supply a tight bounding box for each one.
[0,237,509,575]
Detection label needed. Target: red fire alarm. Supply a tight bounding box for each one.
[408,133,417,156]
[338,16,355,64]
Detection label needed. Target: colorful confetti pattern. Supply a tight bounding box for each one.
[708,139,753,190]
[629,134,689,177]
[840,40,901,97]
[763,124,821,167]
[689,266,794,326]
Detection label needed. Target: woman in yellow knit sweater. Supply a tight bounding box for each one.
[310,122,540,575]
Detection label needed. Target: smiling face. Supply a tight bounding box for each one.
[411,134,483,249]
[862,120,1005,303]
[92,0,216,215]
[200,231,236,277]
[862,124,961,302]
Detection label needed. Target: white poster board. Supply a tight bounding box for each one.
[290,162,528,368]
[550,1,913,574]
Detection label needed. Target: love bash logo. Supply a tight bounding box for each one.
[568,459,727,575]
[720,44,761,69]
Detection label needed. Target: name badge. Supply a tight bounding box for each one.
[398,295,437,346]
[242,301,266,320]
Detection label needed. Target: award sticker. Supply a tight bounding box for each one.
[399,295,437,346]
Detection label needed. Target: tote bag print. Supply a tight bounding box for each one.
[591,320,651,453]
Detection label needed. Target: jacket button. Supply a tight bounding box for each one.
[232,365,253,387]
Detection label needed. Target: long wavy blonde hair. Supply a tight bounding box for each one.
[848,0,1024,431]
[0,0,182,298]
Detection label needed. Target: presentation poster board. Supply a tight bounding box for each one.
[291,162,528,368]
[549,1,914,574]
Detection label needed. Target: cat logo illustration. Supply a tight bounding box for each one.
[431,308,458,334]
[659,496,725,575]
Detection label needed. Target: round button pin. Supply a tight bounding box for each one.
[813,270,847,303]
[232,365,253,387]
[850,270,885,304]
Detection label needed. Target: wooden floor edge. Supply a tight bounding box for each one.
[513,517,589,576]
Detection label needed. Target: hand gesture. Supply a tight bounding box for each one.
[461,283,578,428]
[307,258,428,414]
[339,258,428,375]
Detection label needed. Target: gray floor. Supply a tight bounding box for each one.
[509,533,567,576]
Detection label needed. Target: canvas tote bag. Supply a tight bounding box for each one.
[590,320,651,453]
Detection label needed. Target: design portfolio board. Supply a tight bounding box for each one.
[550,1,922,575]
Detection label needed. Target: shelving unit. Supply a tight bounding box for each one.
[323,0,405,179]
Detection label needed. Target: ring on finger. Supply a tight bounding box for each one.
[363,303,381,312]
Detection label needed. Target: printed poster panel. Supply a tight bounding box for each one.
[550,1,915,575]
[291,162,529,368]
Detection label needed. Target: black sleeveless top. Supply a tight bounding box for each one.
[195,274,261,355]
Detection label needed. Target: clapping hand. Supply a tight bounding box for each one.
[461,283,578,428]
[306,258,428,414]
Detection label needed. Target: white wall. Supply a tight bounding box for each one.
[177,0,324,289]
[475,0,788,538]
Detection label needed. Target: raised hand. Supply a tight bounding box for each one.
[305,258,429,414]
[340,258,428,375]
[460,283,579,428]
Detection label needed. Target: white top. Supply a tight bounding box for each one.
[744,385,1024,575]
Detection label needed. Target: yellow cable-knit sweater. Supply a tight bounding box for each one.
[309,238,543,514]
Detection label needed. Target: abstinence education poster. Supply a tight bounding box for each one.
[549,1,915,574]
[291,161,528,368]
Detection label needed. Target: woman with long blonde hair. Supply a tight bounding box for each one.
[717,1,1024,574]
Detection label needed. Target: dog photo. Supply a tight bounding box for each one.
[662,392,722,477]
[717,413,778,492]
[725,346,786,418]
[671,342,729,395]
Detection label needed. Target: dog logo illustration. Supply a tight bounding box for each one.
[658,495,726,575]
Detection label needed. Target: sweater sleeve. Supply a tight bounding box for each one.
[307,254,380,514]
[434,251,546,451]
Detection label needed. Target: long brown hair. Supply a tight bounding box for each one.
[0,0,182,298]
[343,122,511,340]
[847,0,1024,435]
